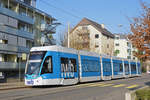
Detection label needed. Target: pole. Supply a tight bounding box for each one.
[8,0,9,9]
[68,22,70,48]
[19,57,21,82]
[18,54,21,82]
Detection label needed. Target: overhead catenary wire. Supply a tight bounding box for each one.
[40,0,81,19]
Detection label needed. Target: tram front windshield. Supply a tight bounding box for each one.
[26,51,46,76]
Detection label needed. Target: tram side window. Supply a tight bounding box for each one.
[61,57,77,72]
[131,64,136,72]
[70,58,77,72]
[61,58,68,72]
[103,62,111,72]
[125,64,129,72]
[119,63,123,72]
[113,63,119,72]
[41,56,53,74]
[82,59,100,72]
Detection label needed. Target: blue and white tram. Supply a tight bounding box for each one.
[25,46,79,85]
[25,46,141,86]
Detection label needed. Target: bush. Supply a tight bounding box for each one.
[135,88,150,100]
[142,66,146,73]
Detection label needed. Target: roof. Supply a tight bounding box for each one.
[114,33,128,39]
[71,18,114,38]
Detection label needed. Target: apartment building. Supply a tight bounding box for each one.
[0,0,56,74]
[114,34,137,60]
[70,18,114,55]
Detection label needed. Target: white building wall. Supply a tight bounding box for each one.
[71,25,114,55]
[114,38,128,58]
[88,25,102,54]
[114,34,137,60]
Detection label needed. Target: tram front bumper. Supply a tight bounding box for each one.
[25,77,43,86]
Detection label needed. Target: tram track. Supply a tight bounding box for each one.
[0,74,149,100]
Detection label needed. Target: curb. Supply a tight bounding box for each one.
[0,86,29,91]
[125,86,149,100]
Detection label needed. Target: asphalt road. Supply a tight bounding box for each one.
[0,74,150,100]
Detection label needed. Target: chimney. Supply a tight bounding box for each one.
[101,24,105,29]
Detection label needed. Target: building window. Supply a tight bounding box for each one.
[127,56,131,59]
[26,40,32,48]
[115,37,119,40]
[107,36,109,39]
[95,45,99,48]
[18,22,33,33]
[107,44,109,48]
[0,39,8,44]
[127,49,131,55]
[127,42,131,47]
[95,34,99,38]
[115,43,119,46]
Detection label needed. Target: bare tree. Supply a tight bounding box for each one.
[128,2,150,72]
[128,2,150,62]
[69,28,90,50]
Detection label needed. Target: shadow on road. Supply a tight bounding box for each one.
[32,85,64,89]
[31,80,104,89]
[145,81,150,87]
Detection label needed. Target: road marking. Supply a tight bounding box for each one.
[77,83,104,87]
[112,84,126,87]
[99,84,113,87]
[88,83,105,87]
[126,85,139,89]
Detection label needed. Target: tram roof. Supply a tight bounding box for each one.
[30,45,78,54]
[79,50,100,57]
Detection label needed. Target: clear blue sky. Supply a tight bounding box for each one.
[37,0,150,37]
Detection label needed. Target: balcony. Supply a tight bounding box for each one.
[0,25,17,36]
[0,44,30,53]
[0,62,26,71]
[18,30,34,40]
[0,44,18,52]
[0,25,34,40]
[0,6,34,24]
[18,46,30,53]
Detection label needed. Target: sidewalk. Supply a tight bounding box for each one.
[0,81,27,90]
[0,77,28,90]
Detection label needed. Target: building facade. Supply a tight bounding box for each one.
[114,34,137,60]
[70,18,114,55]
[0,0,56,73]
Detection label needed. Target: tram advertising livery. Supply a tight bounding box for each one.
[25,46,141,86]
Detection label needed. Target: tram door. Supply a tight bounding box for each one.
[125,64,129,75]
[61,57,76,79]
